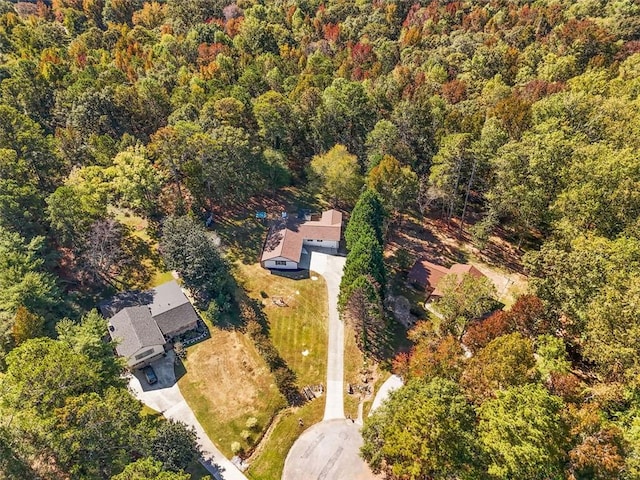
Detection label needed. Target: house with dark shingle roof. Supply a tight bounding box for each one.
[108,306,166,369]
[101,280,199,369]
[260,209,342,270]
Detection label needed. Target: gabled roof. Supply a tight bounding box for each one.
[261,209,343,263]
[432,263,486,297]
[149,281,200,336]
[101,280,199,338]
[261,223,304,262]
[407,260,451,289]
[149,280,190,317]
[108,306,165,359]
[408,259,488,297]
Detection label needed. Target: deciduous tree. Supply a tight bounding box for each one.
[310,144,363,206]
[478,384,568,480]
[362,378,481,479]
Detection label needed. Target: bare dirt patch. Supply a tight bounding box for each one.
[387,212,528,308]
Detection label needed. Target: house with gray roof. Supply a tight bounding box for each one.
[102,280,200,369]
[148,281,199,338]
[108,306,166,369]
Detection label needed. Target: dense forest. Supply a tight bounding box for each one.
[2,0,640,478]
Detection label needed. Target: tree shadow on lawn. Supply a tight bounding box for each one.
[211,188,323,265]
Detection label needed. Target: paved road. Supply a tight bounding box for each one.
[282,419,378,480]
[129,352,248,480]
[309,251,347,421]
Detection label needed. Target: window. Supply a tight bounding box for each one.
[316,239,323,242]
[135,349,154,360]
[275,260,287,266]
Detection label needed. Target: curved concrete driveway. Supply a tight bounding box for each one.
[129,352,248,480]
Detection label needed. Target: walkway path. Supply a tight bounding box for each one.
[369,374,403,415]
[129,352,248,480]
[309,251,347,420]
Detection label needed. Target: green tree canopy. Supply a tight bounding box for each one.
[478,384,568,480]
[310,144,363,206]
[362,377,481,480]
[367,155,418,217]
[160,215,232,308]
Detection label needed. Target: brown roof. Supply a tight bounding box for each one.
[261,210,342,263]
[261,224,304,262]
[408,260,451,289]
[408,260,487,297]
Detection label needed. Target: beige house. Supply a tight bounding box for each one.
[261,210,342,270]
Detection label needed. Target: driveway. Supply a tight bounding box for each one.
[283,252,380,480]
[309,251,346,421]
[129,352,248,480]
[282,419,378,480]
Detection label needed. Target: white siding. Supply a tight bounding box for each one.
[264,258,298,270]
[128,344,164,369]
[303,239,339,249]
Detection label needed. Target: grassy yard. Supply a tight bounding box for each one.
[343,323,366,420]
[246,398,325,480]
[235,263,328,387]
[178,328,286,458]
[111,207,173,288]
[233,262,330,478]
[178,262,330,470]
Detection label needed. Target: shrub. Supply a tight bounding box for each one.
[231,442,242,455]
[246,417,258,430]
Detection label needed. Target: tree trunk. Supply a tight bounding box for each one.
[459,156,478,237]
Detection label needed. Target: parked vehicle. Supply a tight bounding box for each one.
[142,365,157,385]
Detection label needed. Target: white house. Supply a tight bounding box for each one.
[261,209,342,270]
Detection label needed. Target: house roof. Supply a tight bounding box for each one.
[261,223,304,262]
[149,281,200,336]
[108,306,165,359]
[149,281,190,317]
[407,260,451,289]
[432,263,486,297]
[408,260,487,297]
[261,209,343,263]
[101,280,199,338]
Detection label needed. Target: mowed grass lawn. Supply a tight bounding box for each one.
[178,262,330,467]
[235,263,329,478]
[236,263,329,387]
[178,328,287,457]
